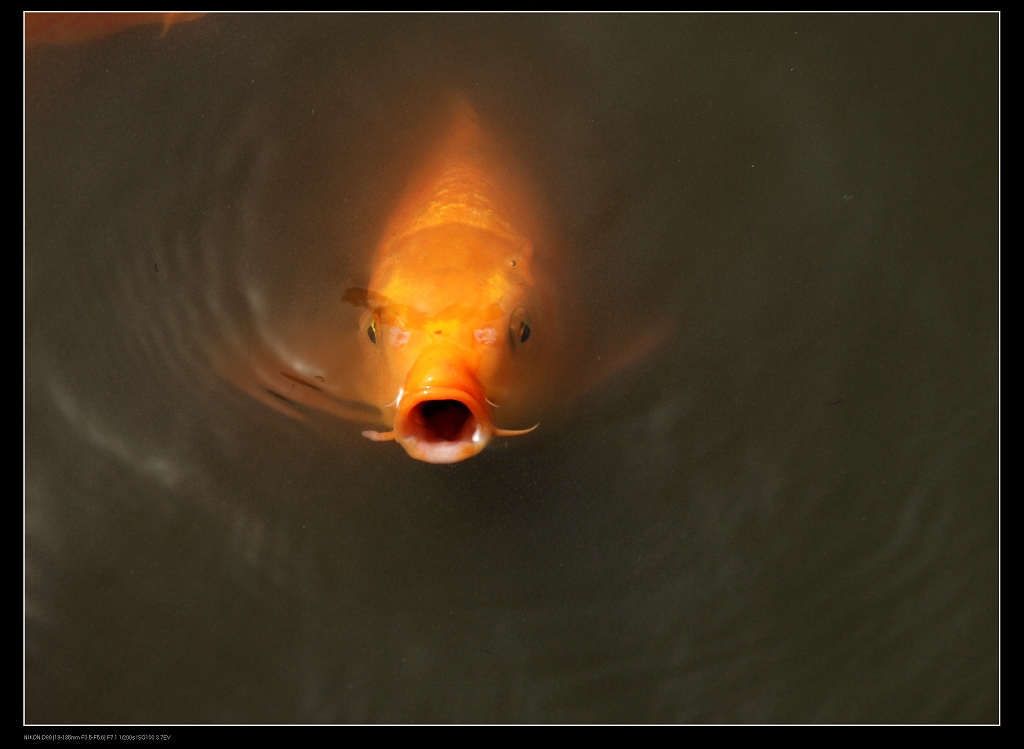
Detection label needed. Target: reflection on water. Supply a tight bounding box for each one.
[25,14,997,723]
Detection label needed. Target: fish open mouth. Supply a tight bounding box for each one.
[359,347,539,463]
[395,389,491,464]
[414,400,475,441]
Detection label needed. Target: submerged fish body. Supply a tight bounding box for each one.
[350,102,563,462]
[220,101,567,463]
[24,12,205,48]
[218,101,672,462]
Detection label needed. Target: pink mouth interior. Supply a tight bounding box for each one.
[410,399,476,443]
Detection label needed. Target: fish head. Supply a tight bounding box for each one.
[358,221,555,463]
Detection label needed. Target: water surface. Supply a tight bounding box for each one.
[25,14,998,723]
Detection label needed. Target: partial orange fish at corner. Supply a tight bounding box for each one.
[24,12,206,49]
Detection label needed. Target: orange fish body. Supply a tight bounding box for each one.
[352,103,562,462]
[218,101,671,461]
[24,12,205,48]
[220,101,566,463]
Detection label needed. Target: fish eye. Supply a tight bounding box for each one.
[509,306,532,349]
[367,311,381,345]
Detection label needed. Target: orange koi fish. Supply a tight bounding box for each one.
[219,100,665,463]
[24,12,205,48]
[221,101,565,463]
[347,102,561,462]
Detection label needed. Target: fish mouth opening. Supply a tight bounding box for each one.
[415,400,475,441]
[395,390,492,464]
